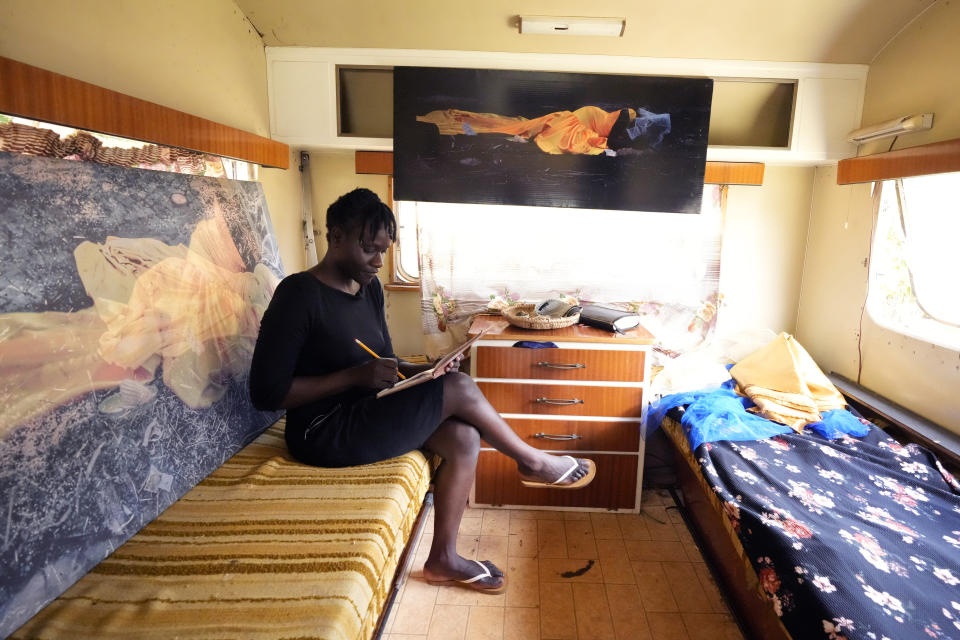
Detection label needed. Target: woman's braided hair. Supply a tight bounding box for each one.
[326,187,397,243]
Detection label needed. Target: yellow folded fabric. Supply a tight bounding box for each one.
[730,333,845,431]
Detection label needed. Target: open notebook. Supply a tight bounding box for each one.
[377,329,488,398]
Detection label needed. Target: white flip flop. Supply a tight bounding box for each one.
[520,456,597,489]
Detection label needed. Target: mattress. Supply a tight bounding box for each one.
[12,419,432,640]
[662,412,960,640]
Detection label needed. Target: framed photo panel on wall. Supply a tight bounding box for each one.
[0,152,283,634]
[394,66,713,213]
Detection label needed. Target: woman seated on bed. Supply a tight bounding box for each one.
[249,188,596,593]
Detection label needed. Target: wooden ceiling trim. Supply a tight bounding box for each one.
[837,137,960,185]
[0,56,289,169]
[355,150,393,175]
[702,161,764,185]
[357,151,764,185]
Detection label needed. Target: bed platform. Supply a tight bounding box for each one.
[664,415,791,640]
[11,419,433,640]
[662,407,960,640]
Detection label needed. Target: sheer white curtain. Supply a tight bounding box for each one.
[414,185,723,358]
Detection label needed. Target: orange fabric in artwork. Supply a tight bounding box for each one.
[416,106,628,155]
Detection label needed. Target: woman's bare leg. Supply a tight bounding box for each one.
[439,372,591,484]
[421,418,503,588]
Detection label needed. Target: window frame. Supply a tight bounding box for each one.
[385,177,420,290]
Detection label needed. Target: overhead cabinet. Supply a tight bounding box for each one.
[267,47,866,165]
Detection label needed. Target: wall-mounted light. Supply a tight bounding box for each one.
[847,113,933,144]
[518,15,626,37]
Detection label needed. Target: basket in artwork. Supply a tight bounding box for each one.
[502,303,580,330]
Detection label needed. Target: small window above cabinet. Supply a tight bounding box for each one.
[337,66,393,138]
[709,80,796,148]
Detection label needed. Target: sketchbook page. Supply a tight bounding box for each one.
[376,330,489,399]
[376,368,435,398]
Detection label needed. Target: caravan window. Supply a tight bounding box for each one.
[394,199,420,283]
[393,191,724,287]
[868,173,960,350]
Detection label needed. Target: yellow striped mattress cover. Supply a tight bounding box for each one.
[12,419,432,640]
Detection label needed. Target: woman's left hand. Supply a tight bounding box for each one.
[434,353,462,376]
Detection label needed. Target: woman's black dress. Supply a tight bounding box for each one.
[249,272,443,467]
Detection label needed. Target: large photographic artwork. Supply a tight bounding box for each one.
[0,152,283,635]
[394,66,713,213]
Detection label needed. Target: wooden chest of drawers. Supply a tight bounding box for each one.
[467,316,653,512]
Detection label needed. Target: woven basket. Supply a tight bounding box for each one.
[502,303,580,330]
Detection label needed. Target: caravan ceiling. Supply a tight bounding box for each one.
[235,0,935,64]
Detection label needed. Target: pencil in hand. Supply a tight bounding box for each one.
[354,338,406,380]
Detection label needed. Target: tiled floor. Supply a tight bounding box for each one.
[381,489,746,640]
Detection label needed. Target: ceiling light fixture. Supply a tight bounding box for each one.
[518,15,626,37]
[847,113,934,144]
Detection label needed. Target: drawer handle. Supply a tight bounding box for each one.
[534,432,583,440]
[535,397,583,405]
[537,361,586,370]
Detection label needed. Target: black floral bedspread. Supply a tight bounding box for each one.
[696,424,960,640]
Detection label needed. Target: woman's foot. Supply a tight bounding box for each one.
[423,555,506,593]
[517,454,595,487]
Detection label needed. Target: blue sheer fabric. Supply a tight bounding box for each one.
[645,377,871,452]
[808,407,870,439]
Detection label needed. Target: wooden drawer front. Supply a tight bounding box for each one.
[476,346,644,382]
[482,418,640,452]
[474,451,637,510]
[479,382,643,418]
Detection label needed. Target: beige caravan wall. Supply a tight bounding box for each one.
[797,0,960,433]
[719,166,814,338]
[860,0,960,150]
[0,0,303,274]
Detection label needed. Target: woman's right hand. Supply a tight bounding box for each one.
[354,358,399,389]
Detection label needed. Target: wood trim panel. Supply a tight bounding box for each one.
[356,150,393,175]
[475,346,645,382]
[384,282,419,291]
[837,137,960,184]
[475,450,637,509]
[483,418,641,452]
[0,56,289,169]
[356,151,763,185]
[478,382,643,418]
[703,161,764,185]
